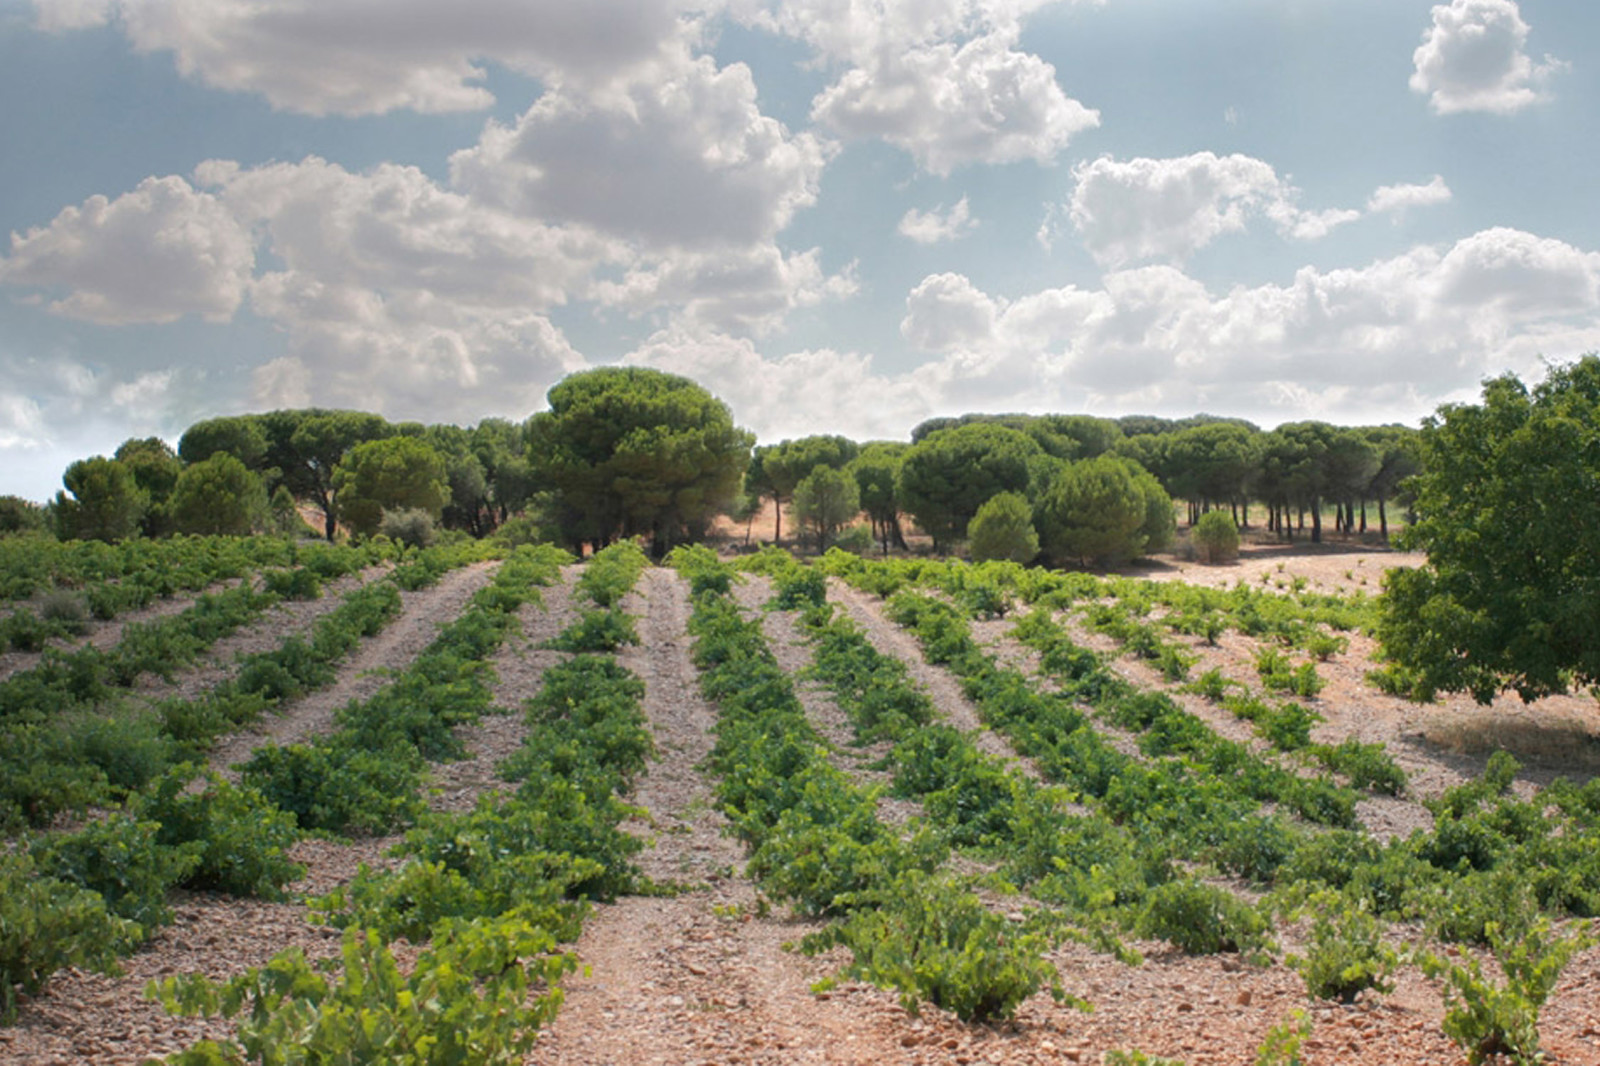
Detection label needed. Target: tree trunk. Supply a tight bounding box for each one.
[1378,497,1389,540]
[772,495,783,545]
[1311,497,1323,543]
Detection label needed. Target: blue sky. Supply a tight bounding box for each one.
[3,0,1598,502]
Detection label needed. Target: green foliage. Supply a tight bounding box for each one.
[1035,455,1171,566]
[30,812,201,931]
[135,768,305,899]
[147,916,577,1065]
[528,367,753,551]
[967,491,1040,563]
[1379,356,1600,702]
[793,465,861,552]
[1309,738,1406,795]
[575,540,650,607]
[333,436,450,538]
[0,852,138,1024]
[1135,880,1272,957]
[1419,918,1594,1065]
[168,453,269,536]
[803,871,1068,1022]
[378,506,438,549]
[772,565,828,610]
[54,455,147,542]
[545,607,640,652]
[1253,1010,1313,1066]
[239,739,426,836]
[1191,509,1240,563]
[260,566,322,600]
[1104,1052,1185,1066]
[897,423,1041,550]
[1286,891,1398,1003]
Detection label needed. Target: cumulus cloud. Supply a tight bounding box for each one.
[450,51,830,251]
[898,197,977,244]
[1067,152,1357,268]
[1410,0,1563,115]
[901,272,1002,351]
[893,227,1600,423]
[594,246,857,336]
[35,0,702,115]
[1368,175,1454,215]
[810,30,1097,174]
[622,327,934,442]
[197,157,618,311]
[0,175,254,325]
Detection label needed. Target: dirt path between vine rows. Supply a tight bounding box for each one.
[534,567,925,1066]
[205,560,498,776]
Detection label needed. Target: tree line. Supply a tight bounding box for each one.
[7,367,1419,567]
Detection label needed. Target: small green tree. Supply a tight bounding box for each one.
[53,456,146,542]
[793,466,861,553]
[169,453,270,536]
[1035,455,1161,567]
[898,423,1041,551]
[332,437,450,539]
[967,492,1039,563]
[1379,356,1600,702]
[1192,509,1241,563]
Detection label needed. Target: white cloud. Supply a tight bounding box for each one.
[623,327,934,442]
[1368,175,1454,215]
[450,51,830,251]
[893,227,1600,422]
[32,0,111,31]
[901,272,1002,351]
[1068,152,1357,268]
[37,0,703,115]
[594,246,857,335]
[198,157,617,311]
[1410,0,1563,115]
[898,197,977,244]
[0,176,254,325]
[810,29,1097,174]
[0,392,47,451]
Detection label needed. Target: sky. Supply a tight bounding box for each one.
[3,0,1599,502]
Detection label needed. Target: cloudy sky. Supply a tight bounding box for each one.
[3,0,1598,501]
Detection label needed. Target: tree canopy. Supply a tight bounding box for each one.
[1379,356,1600,703]
[527,367,752,554]
[54,456,146,542]
[332,437,450,538]
[793,465,861,552]
[898,423,1041,551]
[169,453,269,536]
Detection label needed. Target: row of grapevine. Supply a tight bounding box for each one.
[813,550,1599,1062]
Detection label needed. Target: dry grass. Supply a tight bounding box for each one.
[1422,707,1600,774]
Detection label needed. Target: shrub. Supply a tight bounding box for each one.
[967,492,1039,564]
[1287,891,1398,1003]
[803,871,1068,1022]
[31,813,201,931]
[239,739,426,837]
[772,566,828,610]
[1419,918,1593,1066]
[261,567,323,600]
[147,915,577,1065]
[379,507,438,549]
[544,608,639,653]
[135,768,304,899]
[1191,510,1240,563]
[1,852,138,1023]
[1136,879,1272,957]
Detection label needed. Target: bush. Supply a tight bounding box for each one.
[239,739,426,837]
[147,915,577,1065]
[967,492,1039,564]
[544,608,639,653]
[135,768,304,900]
[1191,510,1240,563]
[379,508,438,549]
[38,590,90,634]
[1287,891,1398,1003]
[261,567,323,600]
[1,852,138,1023]
[803,871,1068,1022]
[1419,918,1593,1066]
[1136,879,1272,957]
[31,813,201,931]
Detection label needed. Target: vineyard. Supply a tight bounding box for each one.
[2,535,1599,1065]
